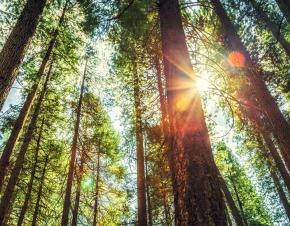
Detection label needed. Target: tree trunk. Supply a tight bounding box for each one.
[71,148,86,226]
[17,118,45,226]
[0,1,68,189]
[0,0,47,110]
[248,0,290,56]
[31,154,48,226]
[0,60,52,224]
[219,173,244,226]
[93,151,101,226]
[133,62,148,226]
[211,0,290,171]
[61,58,87,226]
[145,151,153,226]
[275,0,290,24]
[158,0,226,225]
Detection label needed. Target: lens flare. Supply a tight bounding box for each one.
[228,51,245,68]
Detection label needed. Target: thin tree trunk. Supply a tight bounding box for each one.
[145,151,153,226]
[225,206,233,226]
[0,59,52,224]
[61,58,87,226]
[133,61,148,226]
[275,0,290,24]
[93,151,101,226]
[0,1,68,189]
[0,0,47,110]
[158,1,226,225]
[71,148,86,226]
[31,154,48,226]
[17,118,45,226]
[248,0,290,56]
[219,174,244,226]
[211,0,290,170]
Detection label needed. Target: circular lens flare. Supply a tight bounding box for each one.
[228,51,245,68]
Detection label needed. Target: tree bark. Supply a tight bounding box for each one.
[0,1,68,190]
[133,61,148,226]
[248,0,290,56]
[93,151,101,226]
[0,0,47,110]
[275,0,290,24]
[158,1,226,225]
[31,154,48,226]
[17,118,45,226]
[61,58,87,226]
[211,0,290,172]
[219,173,245,226]
[71,148,86,226]
[0,59,52,224]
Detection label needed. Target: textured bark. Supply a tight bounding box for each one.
[0,61,51,224]
[211,0,290,171]
[0,43,56,191]
[158,0,226,225]
[133,62,148,226]
[248,0,290,56]
[219,174,244,226]
[61,59,87,226]
[0,0,47,110]
[31,155,48,226]
[275,0,290,24]
[93,151,101,226]
[71,149,86,226]
[17,119,44,226]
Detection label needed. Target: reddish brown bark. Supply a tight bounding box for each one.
[0,0,47,110]
[158,0,226,225]
[61,58,87,226]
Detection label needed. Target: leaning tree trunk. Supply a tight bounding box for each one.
[158,0,226,225]
[0,0,47,110]
[275,0,290,24]
[211,0,290,171]
[248,0,290,56]
[93,151,101,226]
[17,118,45,226]
[0,61,52,224]
[61,58,87,226]
[133,61,148,226]
[71,148,86,226]
[31,155,48,226]
[0,1,68,190]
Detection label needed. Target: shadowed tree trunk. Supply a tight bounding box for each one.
[61,58,87,226]
[133,61,147,226]
[248,0,290,56]
[31,154,49,226]
[158,0,226,225]
[275,0,290,24]
[0,1,68,190]
[211,0,290,171]
[93,150,101,226]
[17,118,45,226]
[0,59,52,224]
[0,0,47,110]
[71,148,86,226]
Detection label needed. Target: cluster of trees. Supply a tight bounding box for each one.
[0,0,289,225]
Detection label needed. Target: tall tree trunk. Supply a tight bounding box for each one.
[71,148,86,226]
[61,58,87,226]
[211,0,290,170]
[31,154,48,226]
[0,0,47,110]
[17,118,45,226]
[158,1,226,225]
[218,173,244,226]
[275,0,290,24]
[0,59,52,224]
[248,0,290,56]
[145,151,153,226]
[93,151,101,226]
[0,1,68,189]
[133,62,148,226]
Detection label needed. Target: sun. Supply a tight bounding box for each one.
[196,71,210,93]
